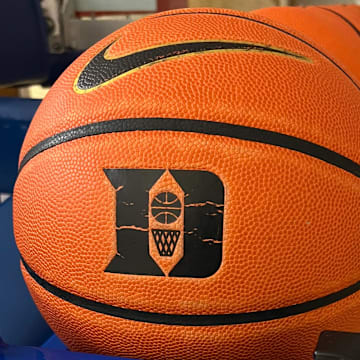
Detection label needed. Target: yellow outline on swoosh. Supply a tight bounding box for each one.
[73,39,311,94]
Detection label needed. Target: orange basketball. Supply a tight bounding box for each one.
[13,5,360,360]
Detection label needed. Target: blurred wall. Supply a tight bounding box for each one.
[188,0,358,10]
[188,0,278,11]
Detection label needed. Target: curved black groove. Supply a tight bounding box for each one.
[18,118,360,178]
[152,11,359,90]
[22,258,360,326]
[319,7,360,37]
[76,41,307,91]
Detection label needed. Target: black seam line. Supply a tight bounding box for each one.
[18,118,360,179]
[318,7,360,37]
[22,258,360,326]
[152,11,359,91]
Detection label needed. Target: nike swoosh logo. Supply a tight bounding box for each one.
[74,40,308,93]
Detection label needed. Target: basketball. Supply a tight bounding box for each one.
[13,5,360,360]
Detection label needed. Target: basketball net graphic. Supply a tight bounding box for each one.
[149,170,184,276]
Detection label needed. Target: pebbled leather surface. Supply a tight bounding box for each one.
[253,5,360,84]
[14,131,360,314]
[23,265,360,360]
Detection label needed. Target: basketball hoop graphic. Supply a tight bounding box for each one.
[149,171,184,275]
[152,229,181,256]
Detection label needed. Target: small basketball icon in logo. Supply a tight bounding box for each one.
[151,192,181,224]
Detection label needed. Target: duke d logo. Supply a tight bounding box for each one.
[104,169,224,278]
